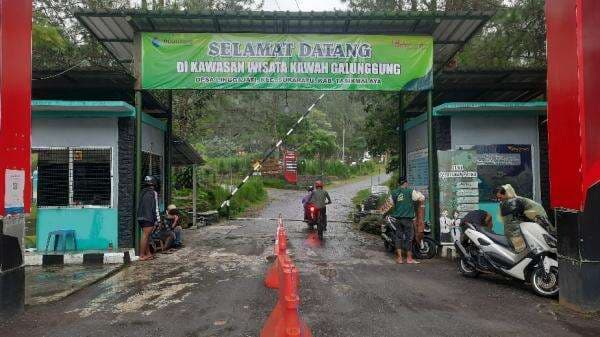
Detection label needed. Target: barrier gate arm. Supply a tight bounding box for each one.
[219,93,326,211]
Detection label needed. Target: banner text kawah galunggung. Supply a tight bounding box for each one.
[141,33,433,91]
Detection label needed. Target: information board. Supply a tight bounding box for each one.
[437,150,479,245]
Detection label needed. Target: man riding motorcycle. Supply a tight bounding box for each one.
[307,180,332,232]
[495,184,553,253]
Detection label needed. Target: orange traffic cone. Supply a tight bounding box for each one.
[261,260,312,337]
[265,230,288,289]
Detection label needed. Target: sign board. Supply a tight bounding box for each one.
[4,169,25,214]
[437,150,479,245]
[407,148,429,199]
[141,33,433,91]
[457,144,534,201]
[283,150,298,184]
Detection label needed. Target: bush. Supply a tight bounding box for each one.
[227,177,267,215]
[358,214,383,235]
[299,159,379,179]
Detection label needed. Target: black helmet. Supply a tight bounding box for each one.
[143,175,157,187]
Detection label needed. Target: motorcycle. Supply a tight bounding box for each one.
[380,215,438,259]
[454,221,559,297]
[305,202,325,240]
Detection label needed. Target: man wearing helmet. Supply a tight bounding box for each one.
[137,176,160,261]
[307,180,332,232]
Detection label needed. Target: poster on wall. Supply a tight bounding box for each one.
[407,148,429,199]
[437,150,479,245]
[458,144,533,201]
[4,169,25,214]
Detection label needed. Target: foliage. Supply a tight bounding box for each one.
[457,0,546,69]
[173,175,266,217]
[352,188,372,206]
[227,177,268,215]
[298,159,380,179]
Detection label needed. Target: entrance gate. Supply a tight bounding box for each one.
[75,9,493,250]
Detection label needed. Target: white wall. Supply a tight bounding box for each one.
[451,115,541,201]
[32,118,120,208]
[406,121,428,153]
[142,123,164,157]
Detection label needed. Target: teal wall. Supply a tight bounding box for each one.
[479,202,504,234]
[36,208,118,251]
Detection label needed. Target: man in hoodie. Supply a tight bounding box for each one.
[495,184,552,253]
[137,176,161,261]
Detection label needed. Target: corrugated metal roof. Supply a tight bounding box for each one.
[404,101,547,130]
[75,9,494,72]
[32,70,169,116]
[172,136,204,166]
[404,69,546,116]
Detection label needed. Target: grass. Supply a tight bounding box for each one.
[352,188,372,206]
[172,176,268,218]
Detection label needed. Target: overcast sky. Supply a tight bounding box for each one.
[262,0,348,11]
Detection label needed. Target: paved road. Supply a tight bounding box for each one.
[2,175,600,336]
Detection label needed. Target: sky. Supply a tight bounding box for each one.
[261,0,347,11]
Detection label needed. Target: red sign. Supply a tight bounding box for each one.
[283,150,298,184]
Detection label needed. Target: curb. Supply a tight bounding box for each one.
[25,263,126,307]
[24,249,137,266]
[440,245,458,259]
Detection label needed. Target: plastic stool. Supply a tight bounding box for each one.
[45,230,77,252]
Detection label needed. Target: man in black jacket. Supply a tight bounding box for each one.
[137,176,160,261]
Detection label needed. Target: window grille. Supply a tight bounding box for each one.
[72,149,111,206]
[36,149,69,207]
[34,148,112,207]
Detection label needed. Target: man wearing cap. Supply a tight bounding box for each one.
[165,204,183,248]
[389,176,425,264]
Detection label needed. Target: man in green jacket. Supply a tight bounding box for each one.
[389,176,425,264]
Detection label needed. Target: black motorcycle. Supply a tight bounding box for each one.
[381,215,437,259]
[306,202,326,240]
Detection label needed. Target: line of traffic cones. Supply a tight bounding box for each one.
[261,217,313,337]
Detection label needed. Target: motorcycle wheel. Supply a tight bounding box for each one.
[457,257,480,278]
[413,237,437,259]
[530,266,559,297]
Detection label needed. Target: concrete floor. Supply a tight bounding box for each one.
[1,174,599,336]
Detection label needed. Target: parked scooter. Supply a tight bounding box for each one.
[381,216,437,259]
[305,202,325,240]
[454,221,559,297]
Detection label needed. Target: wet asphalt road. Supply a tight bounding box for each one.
[2,174,600,337]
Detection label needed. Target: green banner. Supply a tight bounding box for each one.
[141,33,432,91]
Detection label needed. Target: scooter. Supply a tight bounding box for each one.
[454,221,559,297]
[305,202,325,240]
[380,216,438,259]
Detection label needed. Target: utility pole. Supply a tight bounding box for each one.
[341,121,346,163]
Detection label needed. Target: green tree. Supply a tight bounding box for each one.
[298,130,339,175]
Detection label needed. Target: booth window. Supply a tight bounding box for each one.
[72,149,112,206]
[36,149,69,206]
[142,151,163,201]
[34,148,112,207]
